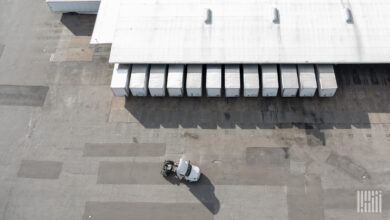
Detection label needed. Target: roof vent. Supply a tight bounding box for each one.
[273,8,280,24]
[346,8,354,24]
[205,9,212,25]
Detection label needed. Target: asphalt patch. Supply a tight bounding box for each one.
[83,143,166,157]
[17,160,62,179]
[0,85,48,106]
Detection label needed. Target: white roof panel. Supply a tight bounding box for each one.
[90,0,120,44]
[104,0,390,63]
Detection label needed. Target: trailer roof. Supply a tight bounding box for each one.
[92,0,390,64]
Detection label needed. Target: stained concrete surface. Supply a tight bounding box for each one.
[17,160,62,179]
[0,1,390,220]
[0,85,48,106]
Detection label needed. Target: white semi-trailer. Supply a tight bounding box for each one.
[224,65,241,97]
[261,64,279,97]
[167,65,185,97]
[243,64,260,97]
[110,64,130,97]
[46,0,100,14]
[206,65,222,97]
[280,65,299,97]
[298,64,317,97]
[316,64,338,97]
[186,65,203,97]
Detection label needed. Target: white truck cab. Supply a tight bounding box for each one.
[176,158,201,182]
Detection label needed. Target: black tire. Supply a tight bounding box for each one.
[161,160,175,177]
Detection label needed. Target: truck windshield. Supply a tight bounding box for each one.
[185,163,192,177]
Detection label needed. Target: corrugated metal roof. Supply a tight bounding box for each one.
[92,0,390,63]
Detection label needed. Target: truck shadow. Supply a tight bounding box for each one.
[163,174,220,215]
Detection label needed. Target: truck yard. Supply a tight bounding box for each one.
[0,1,389,220]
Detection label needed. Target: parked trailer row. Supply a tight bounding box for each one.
[110,64,337,98]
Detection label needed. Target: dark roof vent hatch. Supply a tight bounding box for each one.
[205,9,212,25]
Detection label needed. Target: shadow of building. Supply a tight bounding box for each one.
[60,13,96,36]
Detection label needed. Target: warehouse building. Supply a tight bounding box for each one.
[47,0,390,97]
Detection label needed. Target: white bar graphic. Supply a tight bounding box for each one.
[379,191,382,213]
[357,190,382,213]
[364,191,367,213]
[361,190,364,213]
[375,191,379,213]
[368,191,371,213]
